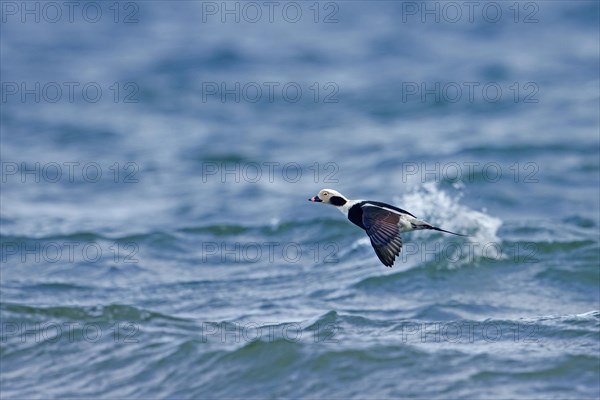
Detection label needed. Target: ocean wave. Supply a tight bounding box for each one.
[2,306,598,399]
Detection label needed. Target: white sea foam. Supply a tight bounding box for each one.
[398,182,504,265]
[398,182,502,241]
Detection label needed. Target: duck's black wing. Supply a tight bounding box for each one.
[361,204,403,267]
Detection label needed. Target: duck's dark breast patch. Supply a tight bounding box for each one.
[330,196,347,206]
[347,202,365,229]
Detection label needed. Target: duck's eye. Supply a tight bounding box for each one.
[323,193,328,196]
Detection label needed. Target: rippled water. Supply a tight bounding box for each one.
[1,1,599,399]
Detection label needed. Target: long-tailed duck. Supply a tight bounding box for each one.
[309,189,465,267]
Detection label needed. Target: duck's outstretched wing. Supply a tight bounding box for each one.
[362,205,403,267]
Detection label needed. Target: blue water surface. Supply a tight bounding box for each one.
[1,1,599,398]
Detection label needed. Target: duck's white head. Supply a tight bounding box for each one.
[308,189,348,206]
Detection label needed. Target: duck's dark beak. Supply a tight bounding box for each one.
[309,196,322,202]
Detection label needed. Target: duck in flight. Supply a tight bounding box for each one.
[309,189,466,267]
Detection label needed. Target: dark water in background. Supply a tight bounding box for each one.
[1,1,599,398]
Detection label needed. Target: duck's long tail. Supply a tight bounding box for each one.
[410,218,468,237]
[427,225,467,237]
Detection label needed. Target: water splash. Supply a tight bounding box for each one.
[398,182,504,264]
[399,182,501,240]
